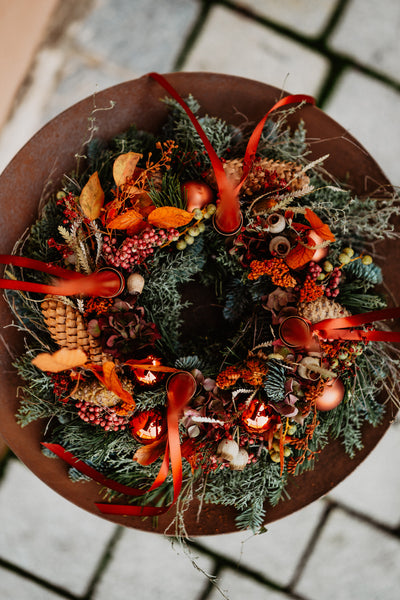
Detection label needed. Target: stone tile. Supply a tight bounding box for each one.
[0,460,116,596]
[0,0,59,130]
[68,0,200,75]
[208,568,289,600]
[328,421,400,527]
[183,6,329,96]
[235,0,338,36]
[0,47,64,174]
[329,0,400,83]
[95,528,213,600]
[325,69,400,185]
[0,567,61,600]
[295,507,400,600]
[196,501,325,587]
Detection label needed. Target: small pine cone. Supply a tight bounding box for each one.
[297,296,351,324]
[41,296,107,364]
[206,157,310,196]
[71,380,134,408]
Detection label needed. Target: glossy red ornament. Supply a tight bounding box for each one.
[316,378,345,411]
[242,400,271,434]
[308,230,329,263]
[130,409,166,443]
[133,356,163,386]
[182,181,213,212]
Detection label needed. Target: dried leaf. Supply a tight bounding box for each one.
[79,172,104,220]
[305,208,335,242]
[133,437,167,465]
[107,209,144,230]
[147,206,193,228]
[32,348,88,373]
[113,152,142,187]
[285,242,315,270]
[102,361,135,406]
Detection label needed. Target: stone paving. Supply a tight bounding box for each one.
[0,1,399,599]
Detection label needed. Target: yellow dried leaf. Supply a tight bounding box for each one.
[147,206,193,228]
[113,152,142,188]
[79,172,104,220]
[107,209,144,230]
[32,348,88,373]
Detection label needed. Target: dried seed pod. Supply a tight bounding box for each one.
[127,272,145,295]
[269,235,291,257]
[267,213,286,233]
[298,356,320,380]
[217,438,239,462]
[229,448,249,471]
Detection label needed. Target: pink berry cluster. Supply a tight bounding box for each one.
[324,267,341,298]
[75,401,129,431]
[103,227,180,270]
[307,261,341,298]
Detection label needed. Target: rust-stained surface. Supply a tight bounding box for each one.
[0,73,398,536]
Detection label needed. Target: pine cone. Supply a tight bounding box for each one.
[206,157,310,196]
[41,296,106,364]
[297,296,351,324]
[71,379,133,408]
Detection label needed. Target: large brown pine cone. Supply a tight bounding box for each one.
[41,296,106,364]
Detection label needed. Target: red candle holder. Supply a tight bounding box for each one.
[279,316,312,349]
[96,267,125,298]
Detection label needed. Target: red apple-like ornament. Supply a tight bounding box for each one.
[130,409,166,443]
[316,378,345,411]
[182,181,213,212]
[242,400,271,434]
[308,230,329,263]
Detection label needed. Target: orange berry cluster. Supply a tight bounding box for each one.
[248,258,297,288]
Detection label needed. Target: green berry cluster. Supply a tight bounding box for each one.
[176,204,216,250]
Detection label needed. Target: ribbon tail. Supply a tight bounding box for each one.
[239,94,315,189]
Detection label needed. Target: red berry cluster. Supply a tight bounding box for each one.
[75,400,130,431]
[325,267,341,298]
[57,192,80,224]
[103,227,179,270]
[51,373,74,401]
[308,261,323,280]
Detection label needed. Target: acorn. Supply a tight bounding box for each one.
[217,438,239,462]
[127,273,145,295]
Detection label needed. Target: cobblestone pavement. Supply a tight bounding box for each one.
[0,1,399,599]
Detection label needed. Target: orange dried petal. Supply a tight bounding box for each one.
[32,348,88,373]
[147,206,193,228]
[79,172,104,220]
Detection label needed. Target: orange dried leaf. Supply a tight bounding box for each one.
[133,437,167,466]
[113,152,142,187]
[147,206,193,228]
[79,172,104,220]
[305,208,335,242]
[285,243,315,270]
[107,208,144,230]
[32,348,88,373]
[102,361,135,406]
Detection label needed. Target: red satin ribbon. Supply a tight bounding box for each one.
[311,306,400,343]
[149,73,315,233]
[0,254,121,297]
[43,372,196,516]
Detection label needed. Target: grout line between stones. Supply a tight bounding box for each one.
[187,538,310,599]
[173,0,214,71]
[0,555,79,600]
[286,501,335,591]
[81,525,124,600]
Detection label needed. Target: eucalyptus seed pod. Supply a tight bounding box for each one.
[217,438,239,462]
[267,213,286,233]
[229,448,249,471]
[269,235,291,257]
